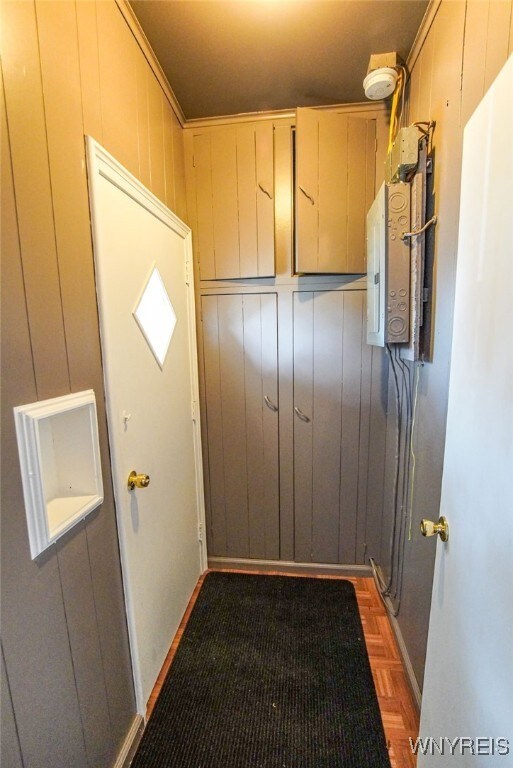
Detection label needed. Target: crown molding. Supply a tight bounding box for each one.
[407,0,443,72]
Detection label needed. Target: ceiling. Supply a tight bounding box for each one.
[130,1,428,120]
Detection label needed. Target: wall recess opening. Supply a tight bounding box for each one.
[14,390,104,559]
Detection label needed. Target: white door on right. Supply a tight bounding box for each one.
[418,55,513,764]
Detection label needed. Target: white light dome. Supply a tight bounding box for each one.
[363,67,398,100]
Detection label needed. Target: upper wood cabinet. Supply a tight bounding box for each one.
[295,108,376,274]
[191,123,275,280]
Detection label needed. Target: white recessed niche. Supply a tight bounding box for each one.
[14,390,104,559]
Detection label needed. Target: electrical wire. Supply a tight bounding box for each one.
[392,347,411,600]
[399,66,408,130]
[408,363,422,540]
[387,67,405,154]
[376,344,402,597]
[373,345,420,614]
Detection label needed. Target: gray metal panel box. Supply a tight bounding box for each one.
[386,126,420,183]
[385,182,411,343]
[366,182,411,345]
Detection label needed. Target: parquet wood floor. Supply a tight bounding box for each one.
[146,570,419,768]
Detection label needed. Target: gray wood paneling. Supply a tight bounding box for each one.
[293,290,370,564]
[202,294,280,559]
[296,109,376,274]
[338,291,364,563]
[37,3,136,752]
[1,648,24,768]
[379,0,513,691]
[1,2,186,765]
[1,1,70,401]
[292,292,315,562]
[55,530,114,767]
[1,43,88,766]
[363,346,388,563]
[192,124,275,279]
[311,292,344,563]
[276,291,295,560]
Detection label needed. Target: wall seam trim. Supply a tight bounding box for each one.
[1,642,27,768]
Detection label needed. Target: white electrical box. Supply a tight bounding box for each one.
[367,182,411,346]
[14,390,104,559]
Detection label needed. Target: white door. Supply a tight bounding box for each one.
[418,56,513,763]
[86,138,206,714]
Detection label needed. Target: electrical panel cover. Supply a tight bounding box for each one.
[367,182,411,346]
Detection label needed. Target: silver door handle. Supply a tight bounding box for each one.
[264,395,278,412]
[294,406,310,422]
[299,186,315,205]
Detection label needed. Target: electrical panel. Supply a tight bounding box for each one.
[367,182,411,346]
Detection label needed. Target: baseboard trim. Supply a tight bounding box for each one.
[113,714,144,768]
[207,557,372,578]
[369,561,422,711]
[388,612,422,711]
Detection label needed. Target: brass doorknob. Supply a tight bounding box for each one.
[127,471,150,490]
[420,516,449,542]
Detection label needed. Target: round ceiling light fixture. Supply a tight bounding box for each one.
[363,67,399,100]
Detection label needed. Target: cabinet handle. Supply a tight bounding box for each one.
[294,406,310,422]
[258,183,273,200]
[264,395,278,412]
[299,186,315,205]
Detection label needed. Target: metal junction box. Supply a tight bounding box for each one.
[367,182,411,346]
[385,126,420,183]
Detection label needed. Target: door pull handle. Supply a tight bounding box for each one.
[264,395,278,412]
[258,183,273,200]
[299,186,315,205]
[294,406,310,422]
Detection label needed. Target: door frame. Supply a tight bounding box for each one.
[86,136,207,712]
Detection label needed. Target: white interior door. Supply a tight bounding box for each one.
[86,138,206,714]
[418,56,513,763]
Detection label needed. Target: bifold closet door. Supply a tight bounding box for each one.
[202,293,279,559]
[293,290,371,564]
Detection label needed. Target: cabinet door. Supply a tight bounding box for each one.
[193,123,275,279]
[293,290,371,563]
[202,293,279,558]
[296,108,376,274]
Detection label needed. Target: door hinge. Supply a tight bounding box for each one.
[191,400,198,421]
[185,260,191,286]
[198,522,204,542]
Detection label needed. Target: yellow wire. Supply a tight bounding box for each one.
[388,68,404,154]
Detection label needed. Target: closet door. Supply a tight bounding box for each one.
[202,293,279,558]
[193,123,275,280]
[293,290,370,563]
[295,108,376,274]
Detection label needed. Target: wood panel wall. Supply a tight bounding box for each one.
[1,2,187,766]
[380,0,513,691]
